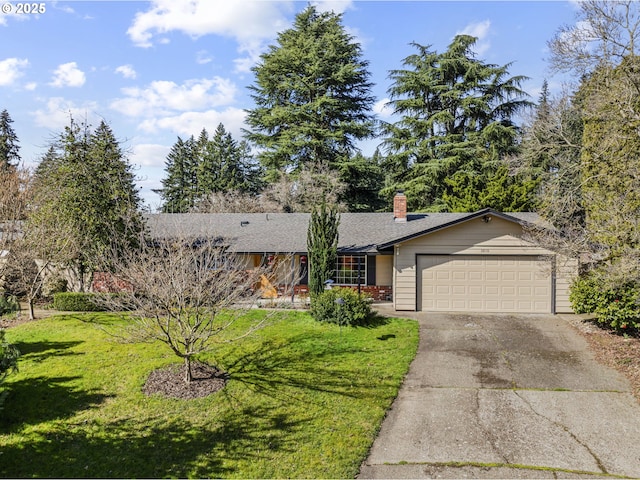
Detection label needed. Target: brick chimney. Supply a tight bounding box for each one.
[393,190,407,222]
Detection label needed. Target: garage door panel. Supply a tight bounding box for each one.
[419,255,551,313]
[452,271,466,280]
[469,285,483,295]
[469,272,483,281]
[501,286,516,295]
[486,271,499,281]
[486,286,499,295]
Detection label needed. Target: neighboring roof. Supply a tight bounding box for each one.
[145,208,540,254]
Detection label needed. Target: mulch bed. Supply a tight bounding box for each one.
[142,361,229,399]
[565,315,640,402]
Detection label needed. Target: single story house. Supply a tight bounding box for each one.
[140,192,577,314]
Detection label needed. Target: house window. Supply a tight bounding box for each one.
[335,255,366,285]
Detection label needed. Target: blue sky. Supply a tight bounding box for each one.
[0,0,579,210]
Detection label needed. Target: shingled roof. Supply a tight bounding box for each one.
[144,209,539,254]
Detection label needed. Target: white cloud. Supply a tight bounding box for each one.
[115,64,137,79]
[127,0,291,73]
[457,20,492,56]
[373,98,393,119]
[0,58,29,86]
[110,76,237,117]
[24,82,37,91]
[196,50,213,65]
[50,62,86,88]
[127,0,290,47]
[32,97,99,130]
[312,1,354,14]
[138,107,246,137]
[130,143,171,168]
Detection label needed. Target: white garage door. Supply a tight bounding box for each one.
[418,255,552,313]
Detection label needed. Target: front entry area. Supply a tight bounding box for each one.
[417,255,552,313]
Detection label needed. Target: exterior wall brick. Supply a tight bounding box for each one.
[92,272,133,293]
[279,284,392,302]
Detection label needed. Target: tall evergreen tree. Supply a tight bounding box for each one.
[245,5,375,181]
[198,124,262,195]
[579,57,640,258]
[160,136,198,213]
[382,36,533,212]
[307,202,340,299]
[29,118,143,291]
[161,126,263,213]
[338,151,385,212]
[0,110,20,171]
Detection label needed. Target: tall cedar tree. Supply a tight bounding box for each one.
[244,5,375,181]
[0,110,20,172]
[29,119,143,291]
[307,203,340,299]
[382,36,533,212]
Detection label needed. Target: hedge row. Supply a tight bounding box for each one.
[52,292,107,312]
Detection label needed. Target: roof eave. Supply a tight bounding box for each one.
[375,208,532,250]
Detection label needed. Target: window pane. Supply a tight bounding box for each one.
[335,255,366,285]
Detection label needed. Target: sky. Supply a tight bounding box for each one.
[0,0,580,210]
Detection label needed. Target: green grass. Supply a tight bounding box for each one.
[0,310,418,478]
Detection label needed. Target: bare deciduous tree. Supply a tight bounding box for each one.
[548,0,640,75]
[99,234,275,383]
[0,166,31,298]
[194,165,346,213]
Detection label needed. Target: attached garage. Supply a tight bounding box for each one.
[417,255,552,313]
[388,209,576,314]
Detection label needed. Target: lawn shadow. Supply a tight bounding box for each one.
[222,332,398,404]
[0,375,112,430]
[15,339,83,362]
[358,310,391,328]
[0,404,308,478]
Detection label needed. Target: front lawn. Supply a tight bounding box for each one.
[0,310,418,478]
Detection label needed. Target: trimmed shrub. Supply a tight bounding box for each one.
[53,292,106,312]
[310,287,373,326]
[570,274,640,334]
[0,295,19,317]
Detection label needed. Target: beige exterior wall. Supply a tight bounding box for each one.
[376,255,393,285]
[393,216,576,313]
[555,256,578,314]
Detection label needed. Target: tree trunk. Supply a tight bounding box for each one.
[184,356,193,383]
[28,298,35,320]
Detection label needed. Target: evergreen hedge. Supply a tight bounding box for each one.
[53,292,106,312]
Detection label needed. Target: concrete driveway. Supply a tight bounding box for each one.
[358,311,640,479]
